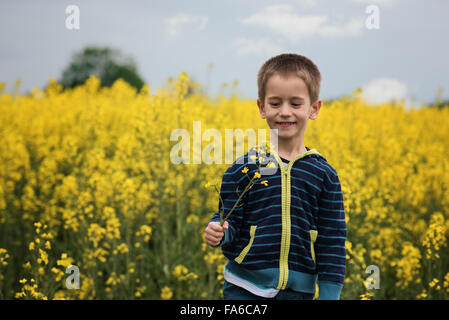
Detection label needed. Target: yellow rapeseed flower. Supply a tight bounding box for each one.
[160,286,173,300]
[173,265,188,279]
[186,214,199,224]
[266,162,276,168]
[38,249,48,265]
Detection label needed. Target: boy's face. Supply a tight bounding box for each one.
[257,73,321,143]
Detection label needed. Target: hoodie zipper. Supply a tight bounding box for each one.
[278,169,289,290]
[273,148,321,290]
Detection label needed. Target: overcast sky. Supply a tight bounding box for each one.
[1,0,448,107]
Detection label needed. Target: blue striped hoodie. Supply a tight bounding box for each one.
[208,144,346,300]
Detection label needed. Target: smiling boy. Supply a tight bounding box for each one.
[258,68,320,160]
[204,53,346,300]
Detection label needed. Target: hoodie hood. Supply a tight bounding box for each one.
[249,142,325,169]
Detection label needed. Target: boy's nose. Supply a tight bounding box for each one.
[279,103,292,116]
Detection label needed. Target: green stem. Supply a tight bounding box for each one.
[220,177,255,226]
[214,163,264,226]
[214,185,225,225]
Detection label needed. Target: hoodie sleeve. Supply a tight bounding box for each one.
[208,159,249,248]
[315,166,347,300]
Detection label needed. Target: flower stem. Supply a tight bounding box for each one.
[220,176,255,226]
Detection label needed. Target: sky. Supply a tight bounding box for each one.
[1,0,449,108]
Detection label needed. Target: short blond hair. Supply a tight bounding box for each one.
[257,53,321,106]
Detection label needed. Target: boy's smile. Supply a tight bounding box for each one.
[257,73,321,150]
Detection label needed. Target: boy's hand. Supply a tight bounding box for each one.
[204,221,229,246]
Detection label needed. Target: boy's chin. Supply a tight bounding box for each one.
[277,133,300,141]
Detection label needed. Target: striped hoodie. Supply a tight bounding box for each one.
[208,144,346,300]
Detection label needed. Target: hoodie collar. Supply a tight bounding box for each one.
[253,143,322,170]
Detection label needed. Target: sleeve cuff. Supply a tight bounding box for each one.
[317,280,343,300]
[210,228,230,248]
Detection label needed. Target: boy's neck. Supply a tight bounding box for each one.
[270,137,307,161]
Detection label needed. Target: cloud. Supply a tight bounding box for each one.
[231,37,285,56]
[298,0,318,7]
[319,17,365,37]
[352,0,398,7]
[241,4,364,43]
[165,14,208,37]
[360,78,408,104]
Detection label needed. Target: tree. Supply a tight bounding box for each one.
[59,46,145,91]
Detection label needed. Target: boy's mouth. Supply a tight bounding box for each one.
[276,121,296,127]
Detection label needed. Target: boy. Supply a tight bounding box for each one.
[204,53,346,300]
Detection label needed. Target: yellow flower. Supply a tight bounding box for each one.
[429,278,439,288]
[116,243,129,254]
[105,216,121,240]
[173,264,188,280]
[186,214,199,224]
[241,167,249,174]
[444,273,449,292]
[160,286,173,300]
[360,292,373,300]
[52,267,64,282]
[41,233,53,240]
[57,253,74,268]
[253,172,261,179]
[106,272,121,286]
[260,180,269,187]
[416,289,428,299]
[0,248,9,267]
[52,290,69,300]
[38,249,48,265]
[266,162,276,168]
[136,225,153,242]
[15,292,25,299]
[88,223,106,248]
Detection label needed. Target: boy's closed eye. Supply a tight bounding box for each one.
[269,102,302,107]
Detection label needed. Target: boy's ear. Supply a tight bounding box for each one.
[309,99,322,120]
[257,99,266,119]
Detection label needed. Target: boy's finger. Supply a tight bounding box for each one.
[205,228,224,239]
[204,234,221,246]
[208,222,224,232]
[223,221,229,230]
